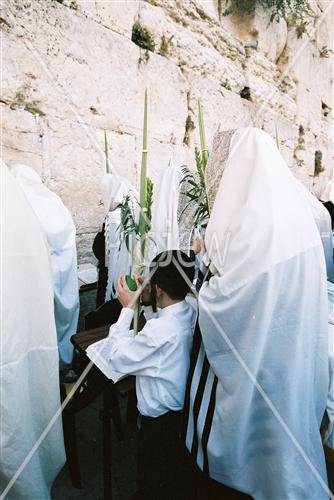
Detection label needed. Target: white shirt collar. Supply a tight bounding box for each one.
[158,300,188,318]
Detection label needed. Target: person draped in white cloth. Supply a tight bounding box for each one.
[184,128,329,499]
[101,172,138,302]
[11,164,79,370]
[1,161,65,499]
[296,181,334,283]
[149,162,200,259]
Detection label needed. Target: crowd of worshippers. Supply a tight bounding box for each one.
[2,127,334,500]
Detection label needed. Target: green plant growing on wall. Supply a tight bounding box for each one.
[221,79,232,91]
[132,22,155,52]
[159,35,174,57]
[222,0,311,22]
[319,46,333,58]
[183,114,195,146]
[295,19,308,38]
[132,22,155,65]
[297,124,305,150]
[314,150,324,177]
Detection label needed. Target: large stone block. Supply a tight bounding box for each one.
[77,0,138,38]
[2,0,332,262]
[1,105,44,173]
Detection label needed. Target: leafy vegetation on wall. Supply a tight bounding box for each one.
[222,0,311,22]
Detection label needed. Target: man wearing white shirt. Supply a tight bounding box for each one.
[87,250,196,500]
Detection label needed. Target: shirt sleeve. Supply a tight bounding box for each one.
[108,307,135,339]
[106,308,160,377]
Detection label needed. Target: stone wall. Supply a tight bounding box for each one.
[1,0,333,262]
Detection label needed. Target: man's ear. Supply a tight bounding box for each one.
[155,285,163,298]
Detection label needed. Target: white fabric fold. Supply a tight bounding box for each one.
[11,164,79,368]
[296,181,334,282]
[102,173,138,301]
[325,282,334,451]
[1,161,65,499]
[149,164,181,259]
[101,172,137,213]
[187,128,329,499]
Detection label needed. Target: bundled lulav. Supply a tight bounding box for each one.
[120,92,153,262]
[119,196,137,252]
[133,89,150,333]
[118,91,153,334]
[180,100,210,227]
[146,177,153,231]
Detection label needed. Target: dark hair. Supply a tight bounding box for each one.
[323,201,334,230]
[150,250,195,300]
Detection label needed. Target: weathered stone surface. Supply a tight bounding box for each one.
[1,0,333,261]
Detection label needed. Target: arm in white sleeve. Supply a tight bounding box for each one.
[107,312,160,377]
[108,307,134,339]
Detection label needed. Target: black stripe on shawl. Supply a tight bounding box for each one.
[202,375,218,475]
[190,354,210,459]
[196,269,204,292]
[196,268,212,293]
[182,321,202,439]
[182,269,212,441]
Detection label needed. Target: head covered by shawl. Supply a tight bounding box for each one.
[1,160,65,498]
[149,164,181,258]
[101,172,138,213]
[296,182,334,282]
[102,173,139,301]
[186,127,329,499]
[11,165,76,254]
[149,162,199,261]
[11,164,79,368]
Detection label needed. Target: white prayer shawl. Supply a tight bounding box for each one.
[11,165,79,368]
[102,172,136,212]
[326,282,334,452]
[149,163,199,261]
[1,162,65,499]
[311,198,334,283]
[149,164,181,258]
[102,173,138,301]
[296,181,334,282]
[186,128,329,499]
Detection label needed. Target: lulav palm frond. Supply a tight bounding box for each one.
[118,195,139,252]
[180,146,209,228]
[146,177,154,232]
